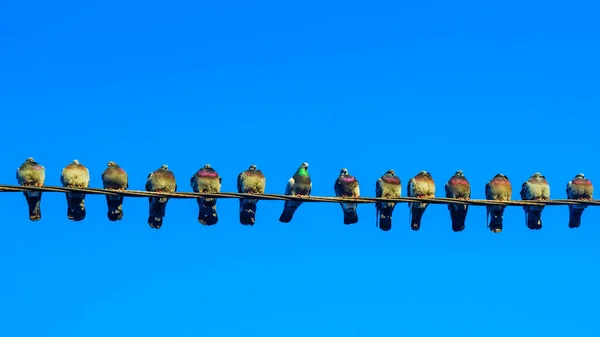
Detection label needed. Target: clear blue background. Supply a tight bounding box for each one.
[1,1,599,336]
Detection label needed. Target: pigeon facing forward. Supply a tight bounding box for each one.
[16,157,46,221]
[101,161,129,221]
[485,174,512,233]
[375,169,401,231]
[60,160,90,221]
[444,170,471,232]
[520,172,550,230]
[237,164,266,226]
[145,165,177,229]
[190,164,222,226]
[407,171,435,231]
[566,173,594,228]
[279,162,312,223]
[334,168,360,225]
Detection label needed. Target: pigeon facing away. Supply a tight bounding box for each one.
[16,157,46,221]
[333,168,360,225]
[485,174,512,233]
[444,170,471,232]
[60,159,91,221]
[566,173,594,228]
[520,172,550,230]
[279,162,312,223]
[101,161,129,221]
[145,164,177,229]
[407,171,435,231]
[375,169,401,231]
[237,164,266,226]
[190,164,222,226]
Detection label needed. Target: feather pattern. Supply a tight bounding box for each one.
[407,171,435,231]
[566,173,593,228]
[375,169,401,231]
[60,159,90,221]
[145,164,177,229]
[237,164,266,225]
[444,170,471,232]
[16,157,46,221]
[190,164,222,226]
[333,168,360,225]
[101,161,129,221]
[520,172,550,230]
[485,173,512,233]
[279,162,312,223]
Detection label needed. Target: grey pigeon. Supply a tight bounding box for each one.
[237,164,266,226]
[333,168,360,225]
[566,173,594,228]
[520,172,550,230]
[407,171,435,231]
[16,157,46,221]
[279,162,312,223]
[485,174,512,233]
[190,164,222,226]
[375,169,401,231]
[60,159,90,221]
[444,170,471,232]
[145,164,177,229]
[101,161,129,221]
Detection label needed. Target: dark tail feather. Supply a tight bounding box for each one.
[239,199,257,226]
[343,209,359,225]
[279,201,300,223]
[568,207,584,228]
[449,205,468,232]
[24,191,42,221]
[197,198,219,226]
[105,195,124,221]
[66,193,86,221]
[526,208,543,230]
[148,197,168,229]
[410,204,427,231]
[488,206,505,233]
[377,203,393,231]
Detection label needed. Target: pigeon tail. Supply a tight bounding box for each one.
[197,201,219,226]
[525,208,543,230]
[568,207,584,228]
[448,204,468,232]
[343,209,359,225]
[24,191,42,221]
[377,204,394,231]
[487,207,505,233]
[279,201,300,223]
[410,205,427,231]
[66,192,86,221]
[148,197,168,229]
[105,195,124,221]
[239,199,257,226]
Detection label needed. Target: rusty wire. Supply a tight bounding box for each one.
[0,184,598,207]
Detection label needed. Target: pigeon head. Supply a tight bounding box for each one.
[249,164,257,170]
[26,157,35,163]
[575,173,585,179]
[107,161,117,167]
[301,162,309,169]
[159,164,169,170]
[455,170,464,176]
[72,159,80,165]
[340,168,349,176]
[532,172,543,179]
[204,164,212,169]
[386,169,395,176]
[418,170,431,178]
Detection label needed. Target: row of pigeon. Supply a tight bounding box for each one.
[14,158,594,232]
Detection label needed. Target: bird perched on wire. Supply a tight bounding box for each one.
[279,162,312,223]
[444,170,471,232]
[16,157,46,221]
[333,168,360,225]
[145,164,177,229]
[375,169,401,231]
[60,159,90,221]
[485,173,512,233]
[407,171,435,231]
[101,161,128,221]
[237,164,266,226]
[190,164,222,226]
[566,173,594,228]
[520,172,550,230]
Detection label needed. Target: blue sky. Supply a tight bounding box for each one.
[1,1,599,336]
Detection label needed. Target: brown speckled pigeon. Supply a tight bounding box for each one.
[520,172,550,230]
[333,168,360,225]
[190,164,222,226]
[237,164,266,226]
[566,173,593,228]
[16,157,46,221]
[60,159,90,221]
[145,164,177,229]
[101,161,129,221]
[444,170,471,232]
[407,171,435,231]
[485,174,512,233]
[375,169,401,231]
[279,162,312,223]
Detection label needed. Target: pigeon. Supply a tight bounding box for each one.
[520,172,550,230]
[333,168,360,225]
[407,171,435,231]
[145,164,177,229]
[444,170,471,232]
[60,159,90,221]
[375,169,401,231]
[16,157,46,221]
[101,161,129,221]
[279,162,312,223]
[566,173,594,228]
[190,164,222,226]
[237,164,266,226]
[485,174,512,233]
